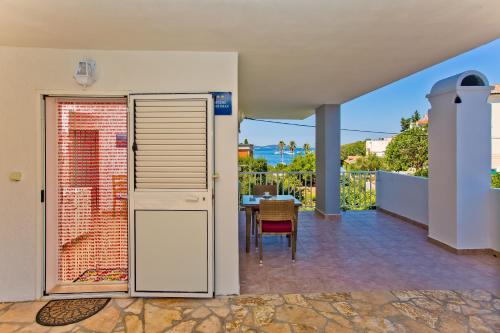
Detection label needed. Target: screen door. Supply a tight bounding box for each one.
[129,94,214,298]
[44,97,129,294]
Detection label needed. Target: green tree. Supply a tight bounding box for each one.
[239,156,268,172]
[281,152,316,208]
[277,140,286,164]
[400,117,411,131]
[303,143,312,154]
[385,126,428,173]
[492,173,500,188]
[287,152,316,172]
[400,110,421,131]
[243,138,249,144]
[238,156,268,196]
[340,140,366,161]
[346,153,386,171]
[289,140,297,157]
[411,110,421,123]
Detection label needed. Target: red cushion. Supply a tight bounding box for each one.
[261,220,292,233]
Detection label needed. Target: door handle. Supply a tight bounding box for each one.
[186,195,200,202]
[212,173,220,180]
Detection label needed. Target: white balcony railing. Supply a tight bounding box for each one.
[239,171,316,209]
[340,171,377,211]
[239,170,377,211]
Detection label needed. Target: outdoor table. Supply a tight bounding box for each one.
[241,195,302,253]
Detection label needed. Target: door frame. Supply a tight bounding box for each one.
[37,91,131,300]
[128,93,215,298]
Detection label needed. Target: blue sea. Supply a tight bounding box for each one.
[253,145,314,166]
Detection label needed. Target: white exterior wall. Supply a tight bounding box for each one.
[366,137,392,157]
[455,88,492,249]
[490,94,500,171]
[0,46,239,301]
[428,91,458,247]
[427,72,491,250]
[490,189,500,252]
[376,172,428,225]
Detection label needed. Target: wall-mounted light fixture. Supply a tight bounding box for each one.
[74,58,96,88]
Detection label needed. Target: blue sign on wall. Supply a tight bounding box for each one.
[212,92,232,115]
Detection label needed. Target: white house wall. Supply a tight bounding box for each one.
[376,172,428,225]
[365,138,392,157]
[455,89,491,249]
[428,91,458,248]
[490,95,500,171]
[0,46,239,301]
[490,189,500,252]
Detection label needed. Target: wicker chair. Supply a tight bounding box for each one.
[251,184,278,236]
[256,199,296,264]
[252,184,277,196]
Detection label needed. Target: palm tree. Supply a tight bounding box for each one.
[289,141,297,157]
[277,140,286,164]
[303,143,311,154]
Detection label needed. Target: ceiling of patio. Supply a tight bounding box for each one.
[1,1,499,119]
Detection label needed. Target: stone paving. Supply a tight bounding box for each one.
[1,290,499,332]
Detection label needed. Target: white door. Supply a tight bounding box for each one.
[129,94,214,297]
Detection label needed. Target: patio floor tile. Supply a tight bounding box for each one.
[239,210,500,294]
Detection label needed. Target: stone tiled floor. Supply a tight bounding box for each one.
[0,290,499,332]
[240,210,500,294]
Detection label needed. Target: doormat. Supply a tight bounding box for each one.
[74,268,128,283]
[36,298,110,326]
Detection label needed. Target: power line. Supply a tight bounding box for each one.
[245,117,400,136]
[245,118,315,128]
[244,117,500,140]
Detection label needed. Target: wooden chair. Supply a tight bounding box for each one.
[252,184,277,196]
[256,199,296,264]
[251,184,278,236]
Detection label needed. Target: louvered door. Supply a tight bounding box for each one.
[129,94,214,298]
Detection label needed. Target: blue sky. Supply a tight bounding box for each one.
[239,38,500,146]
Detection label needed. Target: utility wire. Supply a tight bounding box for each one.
[244,117,500,139]
[245,117,401,136]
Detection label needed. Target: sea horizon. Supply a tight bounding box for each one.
[252,145,315,166]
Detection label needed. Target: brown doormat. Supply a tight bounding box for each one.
[36,298,110,326]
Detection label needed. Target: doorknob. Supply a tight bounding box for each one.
[212,173,220,180]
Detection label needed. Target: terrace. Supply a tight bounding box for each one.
[238,171,500,295]
[240,210,500,294]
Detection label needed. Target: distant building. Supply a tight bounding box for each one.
[238,144,254,158]
[365,137,393,157]
[490,85,500,171]
[415,113,429,127]
[409,113,429,128]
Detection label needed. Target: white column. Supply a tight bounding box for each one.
[427,71,491,250]
[315,104,341,218]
